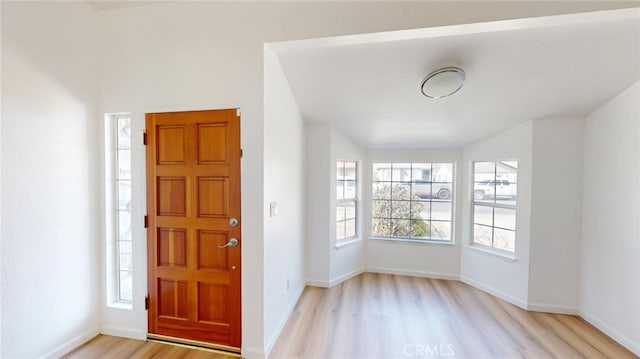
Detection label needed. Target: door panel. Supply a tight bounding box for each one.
[146,109,241,349]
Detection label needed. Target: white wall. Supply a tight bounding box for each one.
[528,118,584,313]
[96,4,272,354]
[91,2,640,358]
[580,81,640,355]
[305,124,332,286]
[0,0,634,357]
[1,2,101,358]
[0,1,3,351]
[306,125,367,288]
[329,127,366,284]
[460,121,533,308]
[263,47,306,355]
[366,148,462,279]
[0,1,633,356]
[0,2,3,351]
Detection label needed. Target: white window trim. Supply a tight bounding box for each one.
[465,244,517,262]
[335,237,362,249]
[370,236,457,246]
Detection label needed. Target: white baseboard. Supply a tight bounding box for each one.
[242,347,266,359]
[306,268,366,288]
[39,325,100,359]
[264,284,305,357]
[100,324,147,340]
[460,275,528,310]
[329,267,365,287]
[305,278,331,288]
[580,310,640,356]
[366,266,460,281]
[527,302,578,315]
[308,268,459,287]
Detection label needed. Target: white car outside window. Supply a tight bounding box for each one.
[473,180,516,200]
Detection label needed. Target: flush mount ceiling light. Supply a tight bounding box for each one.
[420,66,466,99]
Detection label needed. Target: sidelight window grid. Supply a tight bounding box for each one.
[111,114,133,303]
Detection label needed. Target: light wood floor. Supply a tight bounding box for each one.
[270,273,637,359]
[63,335,237,359]
[63,273,636,359]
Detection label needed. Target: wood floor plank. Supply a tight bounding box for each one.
[63,335,237,359]
[269,273,638,359]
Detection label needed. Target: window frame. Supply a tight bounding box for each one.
[336,160,358,242]
[370,162,455,243]
[105,113,133,306]
[471,160,518,254]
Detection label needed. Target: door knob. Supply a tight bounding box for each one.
[218,238,239,248]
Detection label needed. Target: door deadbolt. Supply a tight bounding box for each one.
[229,218,239,227]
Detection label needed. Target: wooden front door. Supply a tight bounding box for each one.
[146,109,241,350]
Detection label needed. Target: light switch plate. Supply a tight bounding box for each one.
[269,201,278,217]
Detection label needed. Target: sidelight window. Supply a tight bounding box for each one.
[106,113,133,304]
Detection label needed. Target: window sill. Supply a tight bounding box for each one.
[370,236,456,246]
[108,301,133,310]
[465,244,517,262]
[335,238,362,249]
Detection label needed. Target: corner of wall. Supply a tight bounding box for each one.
[459,276,528,310]
[263,45,307,356]
[579,310,640,356]
[39,326,100,359]
[459,120,533,308]
[242,347,266,359]
[328,128,367,284]
[99,325,147,341]
[579,80,640,357]
[264,284,305,359]
[1,2,101,357]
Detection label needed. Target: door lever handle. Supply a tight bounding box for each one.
[218,238,239,248]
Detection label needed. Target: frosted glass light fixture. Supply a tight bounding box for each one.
[420,66,466,99]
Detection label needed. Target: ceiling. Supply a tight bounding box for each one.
[273,9,640,148]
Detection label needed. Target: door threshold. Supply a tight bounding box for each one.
[147,333,241,356]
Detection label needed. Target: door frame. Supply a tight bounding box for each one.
[144,108,242,352]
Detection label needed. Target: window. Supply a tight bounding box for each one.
[106,114,133,303]
[472,161,518,252]
[336,160,357,241]
[371,162,454,241]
